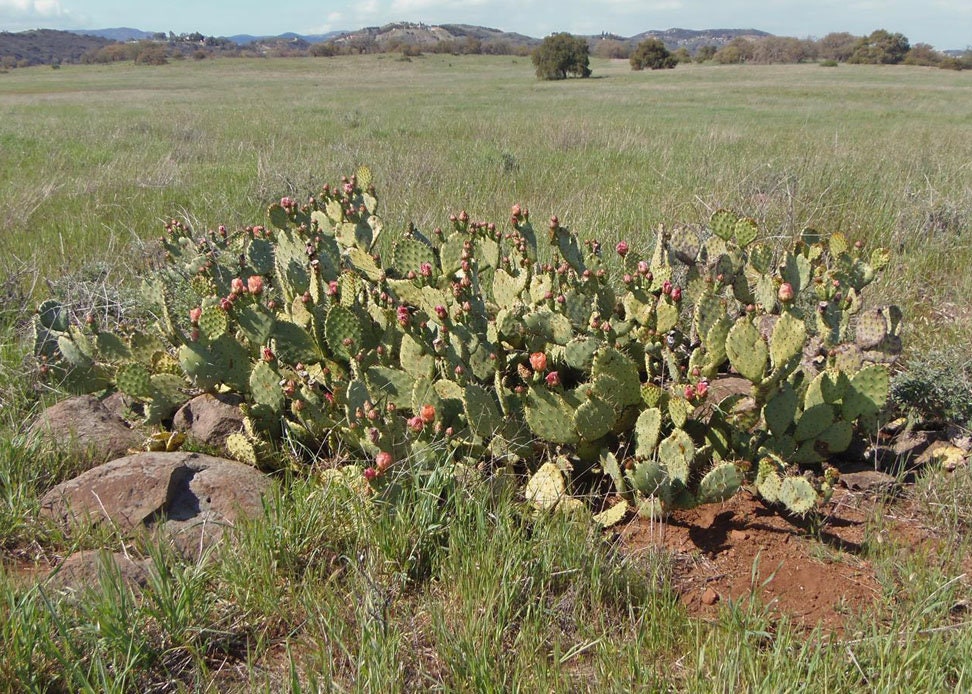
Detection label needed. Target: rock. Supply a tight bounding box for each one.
[40,452,272,560]
[172,393,244,449]
[839,470,897,493]
[701,586,720,606]
[45,550,154,593]
[29,395,142,462]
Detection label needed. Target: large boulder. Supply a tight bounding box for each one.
[40,452,273,560]
[29,394,142,462]
[45,550,155,594]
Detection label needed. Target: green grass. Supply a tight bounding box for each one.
[2,55,972,690]
[2,56,970,353]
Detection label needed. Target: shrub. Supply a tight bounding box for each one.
[630,39,677,71]
[532,33,591,80]
[820,59,839,68]
[890,351,972,426]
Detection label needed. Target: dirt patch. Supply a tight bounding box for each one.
[619,488,942,633]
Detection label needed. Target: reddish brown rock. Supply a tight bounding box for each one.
[172,393,244,449]
[45,550,154,593]
[40,452,272,560]
[29,395,142,462]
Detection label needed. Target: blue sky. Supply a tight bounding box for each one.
[1,0,968,49]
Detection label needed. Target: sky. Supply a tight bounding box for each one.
[0,0,968,50]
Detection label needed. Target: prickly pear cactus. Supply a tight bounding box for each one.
[31,172,902,525]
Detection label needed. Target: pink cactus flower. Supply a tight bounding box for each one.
[247,275,264,295]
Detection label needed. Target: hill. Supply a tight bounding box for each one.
[628,27,772,51]
[69,27,157,42]
[0,29,114,67]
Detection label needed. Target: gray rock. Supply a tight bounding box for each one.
[40,452,272,560]
[172,393,244,449]
[29,394,142,462]
[839,470,897,493]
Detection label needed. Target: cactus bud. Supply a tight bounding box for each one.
[671,286,682,302]
[262,347,275,362]
[189,307,202,324]
[529,352,547,372]
[293,399,304,412]
[364,467,378,481]
[778,282,795,303]
[637,260,649,275]
[220,297,233,311]
[408,416,424,433]
[662,280,672,296]
[247,275,264,295]
[420,404,436,423]
[696,380,708,399]
[684,384,697,401]
[376,451,393,473]
[231,277,246,295]
[615,240,629,257]
[545,371,561,387]
[434,305,448,321]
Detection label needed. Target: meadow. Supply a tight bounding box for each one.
[1,54,972,690]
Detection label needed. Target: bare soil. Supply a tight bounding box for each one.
[619,487,946,633]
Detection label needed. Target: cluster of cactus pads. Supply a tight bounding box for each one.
[33,167,901,522]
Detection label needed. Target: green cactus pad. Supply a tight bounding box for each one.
[754,274,777,313]
[763,384,798,437]
[592,347,642,410]
[627,460,668,498]
[246,237,275,275]
[525,386,579,445]
[667,225,701,265]
[523,309,574,346]
[250,360,284,413]
[855,308,888,350]
[600,450,626,496]
[37,300,68,332]
[710,209,738,241]
[816,419,853,455]
[553,227,586,274]
[658,428,694,483]
[804,369,850,409]
[697,462,742,504]
[237,305,275,347]
[274,229,311,303]
[324,305,362,363]
[733,217,758,248]
[574,395,617,441]
[272,320,322,365]
[748,243,774,275]
[755,459,782,503]
[490,267,528,309]
[178,335,250,393]
[668,395,691,429]
[769,311,806,371]
[116,362,153,400]
[198,305,228,342]
[366,366,414,410]
[779,476,817,515]
[794,403,834,442]
[726,318,768,383]
[56,333,94,369]
[655,297,679,335]
[392,236,436,277]
[564,336,600,372]
[693,293,724,346]
[842,364,890,421]
[634,407,662,459]
[782,252,811,294]
[463,383,503,438]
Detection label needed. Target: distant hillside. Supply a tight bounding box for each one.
[69,27,157,42]
[0,29,114,66]
[328,22,540,52]
[227,31,343,45]
[627,27,772,51]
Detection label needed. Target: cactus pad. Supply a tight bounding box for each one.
[658,428,694,483]
[525,386,579,445]
[574,395,617,441]
[733,217,758,247]
[697,462,742,504]
[324,305,362,362]
[634,407,662,458]
[463,383,503,438]
[592,347,641,410]
[779,476,817,515]
[726,317,768,383]
[116,362,153,400]
[770,311,806,370]
[710,209,738,241]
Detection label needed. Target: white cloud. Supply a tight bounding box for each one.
[0,0,75,29]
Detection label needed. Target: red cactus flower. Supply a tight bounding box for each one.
[247,275,264,295]
[696,380,709,399]
[420,404,436,423]
[684,384,697,401]
[231,277,245,294]
[408,416,424,433]
[364,467,378,481]
[189,307,202,324]
[545,371,561,387]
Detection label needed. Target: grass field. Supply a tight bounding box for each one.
[2,55,972,691]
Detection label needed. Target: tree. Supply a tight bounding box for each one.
[816,32,858,62]
[903,43,942,66]
[694,45,717,63]
[848,29,910,64]
[629,38,676,70]
[532,33,591,80]
[713,37,754,64]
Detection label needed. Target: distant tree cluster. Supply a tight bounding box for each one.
[629,38,677,70]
